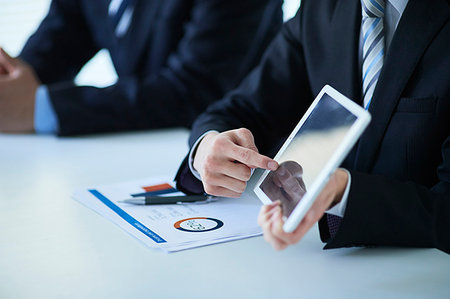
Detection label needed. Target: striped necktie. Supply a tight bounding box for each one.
[361,0,386,110]
[109,0,136,38]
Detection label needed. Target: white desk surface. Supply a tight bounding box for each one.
[1,129,449,299]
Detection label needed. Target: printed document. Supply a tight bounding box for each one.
[73,176,263,252]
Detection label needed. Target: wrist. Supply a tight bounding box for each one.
[193,132,219,171]
[331,169,348,207]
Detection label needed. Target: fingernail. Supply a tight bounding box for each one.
[268,161,278,171]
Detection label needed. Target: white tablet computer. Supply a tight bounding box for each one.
[254,85,371,233]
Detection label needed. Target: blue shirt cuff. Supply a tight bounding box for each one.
[34,85,59,134]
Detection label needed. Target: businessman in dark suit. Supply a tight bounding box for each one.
[175,0,450,253]
[0,0,282,135]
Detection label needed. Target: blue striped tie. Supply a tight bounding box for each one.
[109,0,135,38]
[361,0,385,110]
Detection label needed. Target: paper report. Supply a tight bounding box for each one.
[73,176,263,252]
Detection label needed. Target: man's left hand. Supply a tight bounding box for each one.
[0,48,40,133]
[257,169,348,250]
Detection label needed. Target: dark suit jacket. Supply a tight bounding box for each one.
[176,0,450,253]
[20,0,282,135]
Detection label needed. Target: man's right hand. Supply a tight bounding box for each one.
[0,48,39,133]
[193,128,279,198]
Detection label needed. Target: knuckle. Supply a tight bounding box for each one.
[217,135,230,147]
[210,139,223,153]
[262,204,271,213]
[238,149,251,162]
[203,155,217,169]
[242,168,252,180]
[204,185,218,196]
[237,181,247,193]
[258,155,269,166]
[201,170,215,183]
[237,128,251,138]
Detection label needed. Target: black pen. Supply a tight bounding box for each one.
[120,194,209,205]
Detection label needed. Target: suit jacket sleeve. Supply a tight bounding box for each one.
[176,10,314,193]
[21,0,283,136]
[320,135,450,254]
[20,0,99,84]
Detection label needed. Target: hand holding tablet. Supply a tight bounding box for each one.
[257,169,349,251]
[254,85,371,233]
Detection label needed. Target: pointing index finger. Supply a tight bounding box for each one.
[231,145,278,171]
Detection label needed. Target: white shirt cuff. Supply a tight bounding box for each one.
[188,130,219,181]
[326,169,351,217]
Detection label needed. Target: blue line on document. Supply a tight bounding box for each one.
[88,189,167,243]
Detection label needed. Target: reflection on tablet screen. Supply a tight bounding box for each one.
[259,93,357,217]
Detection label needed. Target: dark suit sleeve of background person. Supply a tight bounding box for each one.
[19,0,283,136]
[176,0,450,253]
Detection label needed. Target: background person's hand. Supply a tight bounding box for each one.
[257,169,348,250]
[0,48,40,133]
[193,128,279,197]
[261,160,306,216]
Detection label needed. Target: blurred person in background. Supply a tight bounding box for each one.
[0,0,282,135]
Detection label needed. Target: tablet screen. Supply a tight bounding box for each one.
[258,92,358,218]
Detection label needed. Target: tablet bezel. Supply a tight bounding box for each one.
[253,85,371,233]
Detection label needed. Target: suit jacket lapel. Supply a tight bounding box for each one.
[327,0,361,102]
[115,0,163,73]
[323,0,362,170]
[354,0,450,172]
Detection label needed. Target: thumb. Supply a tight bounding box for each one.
[0,48,17,73]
